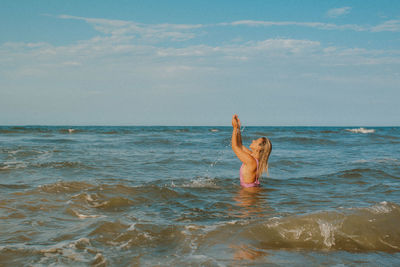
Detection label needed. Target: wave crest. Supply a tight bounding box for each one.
[243,202,400,251]
[346,128,375,134]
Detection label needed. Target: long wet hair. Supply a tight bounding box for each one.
[257,137,272,178]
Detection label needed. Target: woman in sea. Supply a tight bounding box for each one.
[231,114,272,187]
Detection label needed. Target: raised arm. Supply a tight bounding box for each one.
[235,116,251,154]
[231,115,256,166]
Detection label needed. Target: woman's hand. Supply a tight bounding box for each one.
[232,114,241,129]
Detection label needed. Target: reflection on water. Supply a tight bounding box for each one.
[231,187,271,261]
[231,244,268,261]
[233,187,273,219]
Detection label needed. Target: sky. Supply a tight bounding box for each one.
[1,0,399,126]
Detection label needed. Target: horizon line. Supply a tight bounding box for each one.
[0,124,398,128]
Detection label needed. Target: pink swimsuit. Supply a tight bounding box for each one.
[240,158,260,187]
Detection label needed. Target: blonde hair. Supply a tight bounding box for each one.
[257,137,272,178]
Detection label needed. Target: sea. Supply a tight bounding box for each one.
[0,126,399,266]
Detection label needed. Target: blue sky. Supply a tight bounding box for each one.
[1,0,399,125]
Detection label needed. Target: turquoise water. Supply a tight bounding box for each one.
[1,126,400,266]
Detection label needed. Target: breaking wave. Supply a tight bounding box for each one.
[346,128,375,134]
[199,201,400,252]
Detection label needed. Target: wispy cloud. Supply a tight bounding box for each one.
[55,13,400,49]
[371,20,400,32]
[58,15,203,42]
[219,20,366,31]
[1,15,399,84]
[54,13,400,48]
[326,7,352,18]
[155,39,321,60]
[2,14,400,74]
[220,19,400,32]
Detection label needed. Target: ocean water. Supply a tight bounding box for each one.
[0,126,399,266]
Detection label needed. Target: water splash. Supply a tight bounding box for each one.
[205,126,246,178]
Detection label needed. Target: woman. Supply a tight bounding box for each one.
[231,114,272,187]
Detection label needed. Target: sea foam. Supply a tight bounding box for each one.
[346,127,375,134]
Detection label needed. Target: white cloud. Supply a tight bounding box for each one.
[62,61,81,66]
[58,15,203,42]
[326,7,352,18]
[56,15,400,49]
[245,39,321,54]
[2,33,397,85]
[220,20,366,31]
[220,19,400,33]
[152,39,321,60]
[371,20,400,32]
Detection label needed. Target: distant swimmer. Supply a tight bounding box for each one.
[231,114,272,187]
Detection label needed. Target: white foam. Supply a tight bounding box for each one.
[0,165,9,170]
[180,178,218,188]
[76,238,90,245]
[85,193,94,202]
[353,159,369,164]
[68,129,75,133]
[71,209,102,219]
[69,238,91,249]
[265,217,282,228]
[200,220,246,234]
[141,232,153,240]
[127,223,136,231]
[379,238,400,250]
[354,158,399,164]
[119,239,133,249]
[92,253,107,266]
[317,219,337,248]
[6,239,97,266]
[281,228,305,240]
[0,161,27,170]
[8,149,20,155]
[37,240,90,264]
[346,128,375,134]
[92,201,109,208]
[369,201,392,214]
[188,254,209,260]
[184,224,201,231]
[377,158,399,164]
